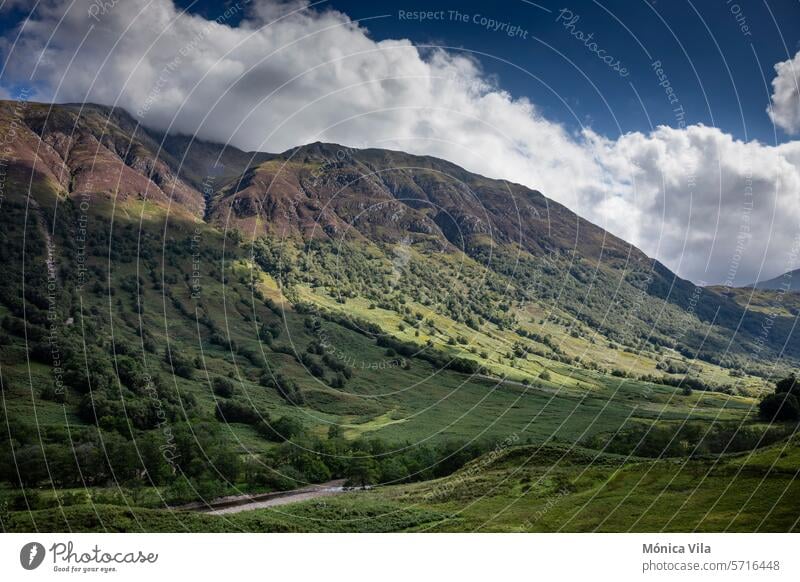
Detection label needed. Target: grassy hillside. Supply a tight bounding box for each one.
[0,101,798,532]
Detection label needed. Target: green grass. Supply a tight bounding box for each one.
[3,499,448,533]
[347,442,800,532]
[6,441,797,532]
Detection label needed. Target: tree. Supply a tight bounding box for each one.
[215,400,261,424]
[212,449,242,483]
[327,424,344,439]
[346,456,379,488]
[116,356,148,393]
[139,434,173,484]
[64,351,114,394]
[379,457,408,483]
[775,374,799,398]
[257,416,305,442]
[296,455,331,483]
[759,393,800,422]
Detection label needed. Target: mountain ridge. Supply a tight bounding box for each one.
[1,99,797,368]
[748,268,800,292]
[5,101,676,270]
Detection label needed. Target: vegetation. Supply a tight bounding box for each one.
[758,374,800,421]
[5,440,799,532]
[0,102,798,533]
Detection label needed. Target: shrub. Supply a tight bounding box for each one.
[446,357,480,375]
[775,374,799,398]
[256,416,305,442]
[212,376,236,398]
[116,356,148,392]
[40,383,66,404]
[164,348,194,379]
[215,400,261,424]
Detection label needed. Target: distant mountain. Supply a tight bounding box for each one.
[0,101,271,219]
[749,269,800,292]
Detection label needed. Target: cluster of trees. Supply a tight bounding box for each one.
[242,434,501,491]
[0,415,241,503]
[636,372,731,395]
[759,374,800,422]
[258,371,305,404]
[1,391,500,507]
[584,420,795,458]
[376,335,483,375]
[253,237,516,336]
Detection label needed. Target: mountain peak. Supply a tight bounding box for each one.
[283,141,359,160]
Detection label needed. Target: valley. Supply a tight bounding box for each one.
[0,101,797,533]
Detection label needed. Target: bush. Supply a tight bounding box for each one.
[212,377,236,398]
[584,421,795,457]
[259,371,304,404]
[776,374,799,398]
[215,400,261,424]
[64,352,114,394]
[29,341,53,364]
[256,416,305,442]
[164,348,194,379]
[446,357,480,375]
[40,383,66,404]
[759,393,800,422]
[116,356,148,392]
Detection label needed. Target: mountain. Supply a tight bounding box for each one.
[204,143,797,369]
[2,102,203,217]
[1,101,797,529]
[749,269,800,292]
[1,100,796,372]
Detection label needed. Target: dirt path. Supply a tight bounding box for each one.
[178,479,352,516]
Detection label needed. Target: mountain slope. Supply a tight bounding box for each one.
[750,268,800,292]
[2,102,204,217]
[2,100,796,376]
[205,141,799,369]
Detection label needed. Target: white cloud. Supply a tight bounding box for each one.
[585,126,800,287]
[768,50,800,134]
[2,0,799,285]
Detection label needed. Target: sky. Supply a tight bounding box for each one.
[1,0,800,286]
[179,0,800,144]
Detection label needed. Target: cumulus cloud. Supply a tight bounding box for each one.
[768,50,800,134]
[586,126,800,286]
[2,0,799,285]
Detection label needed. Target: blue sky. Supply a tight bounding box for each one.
[176,0,800,145]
